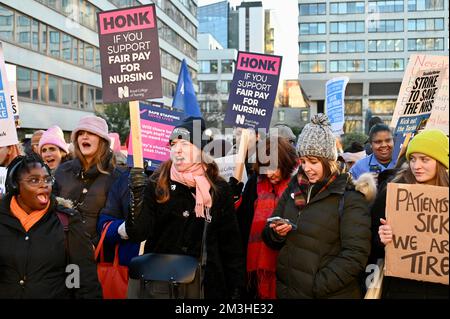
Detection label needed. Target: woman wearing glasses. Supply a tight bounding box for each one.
[0,154,101,298]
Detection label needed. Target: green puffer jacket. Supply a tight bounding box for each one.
[262,170,376,299]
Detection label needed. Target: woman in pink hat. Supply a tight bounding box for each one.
[38,125,70,174]
[53,116,124,245]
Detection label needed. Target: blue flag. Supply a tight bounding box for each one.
[172,59,202,118]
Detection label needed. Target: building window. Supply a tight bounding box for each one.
[299,42,326,54]
[15,14,31,47]
[344,120,363,133]
[299,3,326,15]
[368,39,404,52]
[48,28,60,58]
[408,18,445,31]
[330,2,365,14]
[17,67,31,99]
[368,1,404,12]
[299,23,326,35]
[408,0,444,11]
[408,38,444,51]
[299,61,326,73]
[330,40,365,53]
[221,60,234,73]
[0,6,14,41]
[345,100,362,115]
[369,100,396,114]
[48,75,59,103]
[368,59,404,72]
[330,21,365,34]
[368,19,404,32]
[61,33,72,62]
[200,81,218,94]
[330,60,365,72]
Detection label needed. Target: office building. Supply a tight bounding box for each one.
[198,0,229,48]
[0,0,198,137]
[298,0,448,133]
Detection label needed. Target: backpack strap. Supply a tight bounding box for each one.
[338,194,345,219]
[57,211,70,264]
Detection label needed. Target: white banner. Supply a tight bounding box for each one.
[0,42,18,147]
[325,76,349,136]
[5,63,19,127]
[215,154,248,185]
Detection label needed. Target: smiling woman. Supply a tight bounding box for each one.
[0,154,101,299]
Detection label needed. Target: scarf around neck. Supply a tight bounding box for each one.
[10,196,50,232]
[294,171,337,210]
[170,164,212,219]
[247,176,290,299]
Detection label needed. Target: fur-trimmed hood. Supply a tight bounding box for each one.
[55,196,74,209]
[352,172,377,203]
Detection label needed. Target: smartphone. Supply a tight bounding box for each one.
[266,216,297,230]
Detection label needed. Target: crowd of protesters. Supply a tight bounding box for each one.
[0,112,448,300]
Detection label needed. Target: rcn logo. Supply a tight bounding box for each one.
[235,114,245,125]
[118,86,129,98]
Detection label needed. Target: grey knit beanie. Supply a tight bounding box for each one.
[297,113,337,161]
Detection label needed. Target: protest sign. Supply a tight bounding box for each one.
[325,77,349,136]
[385,183,449,285]
[5,63,19,127]
[97,4,162,103]
[225,52,282,130]
[215,154,248,185]
[0,43,18,147]
[127,102,182,171]
[390,54,447,133]
[0,167,6,196]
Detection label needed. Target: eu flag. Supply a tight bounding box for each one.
[172,59,202,118]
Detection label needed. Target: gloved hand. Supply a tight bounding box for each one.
[228,177,244,210]
[128,167,147,224]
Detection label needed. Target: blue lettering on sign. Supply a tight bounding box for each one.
[0,70,3,90]
[0,92,8,119]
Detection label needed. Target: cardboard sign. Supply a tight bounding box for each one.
[385,183,449,285]
[0,167,6,196]
[325,76,349,136]
[390,54,447,133]
[97,4,162,103]
[0,43,18,147]
[127,102,182,171]
[215,154,248,185]
[225,52,282,129]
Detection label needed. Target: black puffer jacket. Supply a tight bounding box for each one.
[0,195,102,299]
[54,156,123,243]
[262,170,374,299]
[125,178,245,299]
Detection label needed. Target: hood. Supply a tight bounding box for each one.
[352,173,377,203]
[55,196,74,209]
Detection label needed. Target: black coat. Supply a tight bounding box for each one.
[370,176,449,299]
[0,195,102,299]
[54,156,123,243]
[262,171,372,299]
[125,178,245,299]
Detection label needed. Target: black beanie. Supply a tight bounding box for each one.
[169,116,208,150]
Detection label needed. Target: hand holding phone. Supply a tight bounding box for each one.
[267,216,297,231]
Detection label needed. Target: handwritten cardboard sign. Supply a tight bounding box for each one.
[385,183,449,285]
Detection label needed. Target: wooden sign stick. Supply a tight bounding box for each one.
[129,100,146,255]
[234,128,250,182]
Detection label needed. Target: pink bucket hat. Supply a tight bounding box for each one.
[38,125,69,154]
[71,115,111,145]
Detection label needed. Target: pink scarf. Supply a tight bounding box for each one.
[170,164,212,219]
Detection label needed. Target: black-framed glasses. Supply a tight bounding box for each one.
[20,176,55,187]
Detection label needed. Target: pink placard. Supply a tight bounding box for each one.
[99,6,155,35]
[236,53,281,75]
[128,119,174,162]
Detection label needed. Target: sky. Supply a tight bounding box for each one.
[197,0,299,80]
